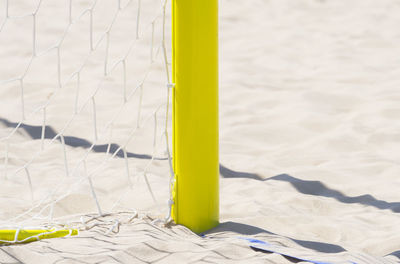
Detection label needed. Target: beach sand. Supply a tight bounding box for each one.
[1,0,400,263]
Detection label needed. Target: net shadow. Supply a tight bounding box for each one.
[204,221,346,254]
[219,165,400,214]
[0,117,166,160]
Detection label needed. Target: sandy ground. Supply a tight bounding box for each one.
[1,0,400,263]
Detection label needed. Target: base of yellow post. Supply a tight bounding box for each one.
[0,229,78,244]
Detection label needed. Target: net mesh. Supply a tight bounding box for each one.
[0,0,173,238]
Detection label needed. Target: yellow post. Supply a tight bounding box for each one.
[171,0,219,233]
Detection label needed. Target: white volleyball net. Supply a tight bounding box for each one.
[0,0,173,240]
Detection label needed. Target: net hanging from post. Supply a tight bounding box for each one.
[0,0,174,242]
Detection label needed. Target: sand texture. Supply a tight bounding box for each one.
[1,0,400,263]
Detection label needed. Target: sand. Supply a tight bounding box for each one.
[1,0,400,263]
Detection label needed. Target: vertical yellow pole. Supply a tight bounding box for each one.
[172,0,219,233]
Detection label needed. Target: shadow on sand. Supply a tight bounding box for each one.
[220,164,400,214]
[3,117,400,213]
[0,117,161,160]
[2,117,399,259]
[204,221,346,254]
